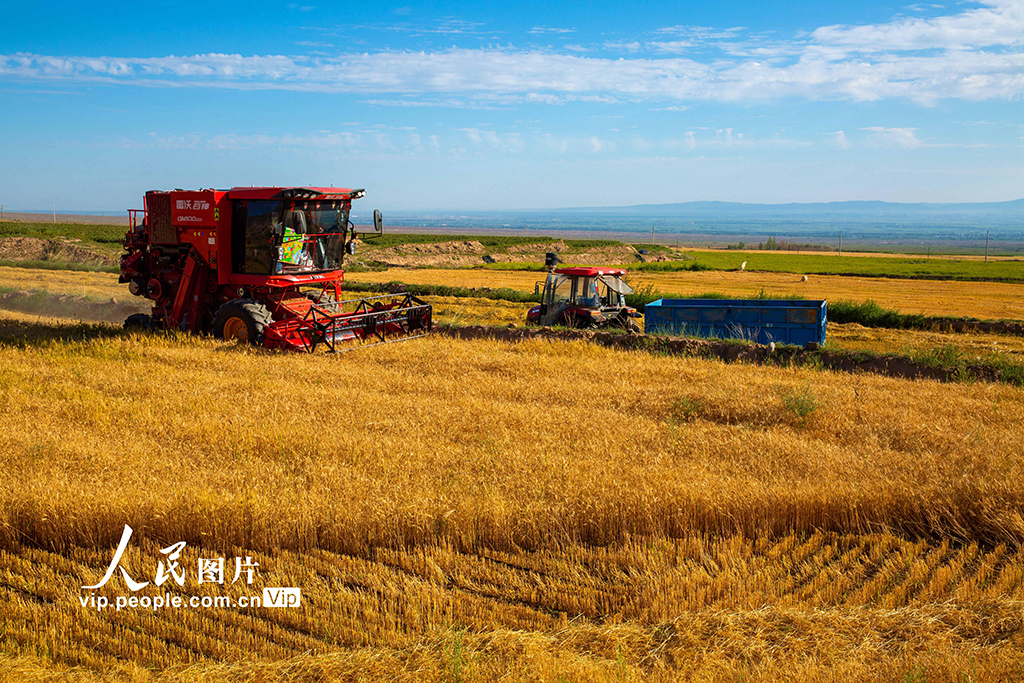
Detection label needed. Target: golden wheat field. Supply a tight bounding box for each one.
[1,260,1024,681]
[0,305,1023,681]
[5,261,1024,322]
[346,268,1024,321]
[420,295,1024,363]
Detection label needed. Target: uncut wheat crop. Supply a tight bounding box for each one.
[1,315,1023,681]
[346,267,1024,320]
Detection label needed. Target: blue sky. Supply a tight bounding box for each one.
[1,0,1022,212]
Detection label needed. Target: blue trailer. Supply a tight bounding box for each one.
[644,298,827,346]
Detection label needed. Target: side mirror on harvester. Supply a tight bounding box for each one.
[372,209,383,235]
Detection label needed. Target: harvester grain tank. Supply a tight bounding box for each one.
[119,186,431,351]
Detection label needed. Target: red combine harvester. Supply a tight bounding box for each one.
[526,253,642,332]
[119,186,431,351]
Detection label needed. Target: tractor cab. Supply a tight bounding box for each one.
[526,262,642,332]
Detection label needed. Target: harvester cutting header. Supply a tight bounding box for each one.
[119,186,431,351]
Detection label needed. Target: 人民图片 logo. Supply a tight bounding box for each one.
[78,524,300,611]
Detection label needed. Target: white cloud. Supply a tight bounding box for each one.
[147,131,364,151]
[629,134,653,151]
[602,41,642,52]
[654,26,745,40]
[462,127,524,152]
[811,0,1024,54]
[861,126,924,148]
[3,1,1023,105]
[529,27,575,34]
[827,130,852,149]
[647,41,695,54]
[684,131,696,151]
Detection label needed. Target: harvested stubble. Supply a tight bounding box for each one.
[2,326,1024,680]
[3,535,1024,681]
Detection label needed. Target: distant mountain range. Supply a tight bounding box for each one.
[559,198,1024,220]
[383,198,1024,243]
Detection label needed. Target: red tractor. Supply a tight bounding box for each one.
[526,253,642,332]
[119,186,431,351]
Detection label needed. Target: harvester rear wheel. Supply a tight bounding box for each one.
[123,313,152,331]
[212,299,272,345]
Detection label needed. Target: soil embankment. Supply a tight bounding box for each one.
[0,237,117,266]
[361,239,657,268]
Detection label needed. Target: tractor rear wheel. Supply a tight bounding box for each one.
[559,312,594,330]
[212,299,272,345]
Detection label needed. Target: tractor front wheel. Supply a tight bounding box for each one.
[212,299,272,345]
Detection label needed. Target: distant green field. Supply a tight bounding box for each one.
[363,233,553,248]
[0,221,125,246]
[366,233,622,250]
[674,251,1024,281]
[483,246,1024,281]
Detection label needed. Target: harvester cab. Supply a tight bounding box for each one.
[526,252,642,332]
[119,187,431,351]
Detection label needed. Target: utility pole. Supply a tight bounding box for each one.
[53,202,56,224]
[839,230,843,256]
[651,225,655,244]
[985,230,989,263]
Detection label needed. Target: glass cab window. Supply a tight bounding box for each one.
[275,201,347,274]
[576,277,599,307]
[232,199,349,275]
[234,199,280,275]
[545,275,575,308]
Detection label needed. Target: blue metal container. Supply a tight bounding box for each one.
[644,299,827,346]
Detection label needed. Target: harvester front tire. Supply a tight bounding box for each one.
[123,313,152,331]
[212,299,272,345]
